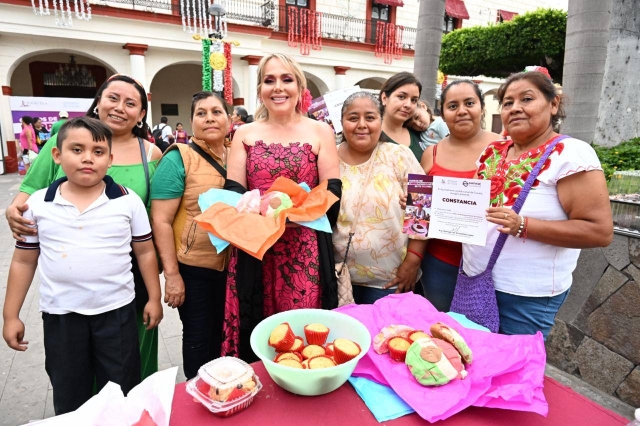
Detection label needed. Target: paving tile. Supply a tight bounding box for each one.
[163,336,183,366]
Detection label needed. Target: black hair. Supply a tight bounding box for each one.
[440,80,487,129]
[86,74,149,139]
[57,117,113,151]
[191,91,229,118]
[497,71,565,130]
[379,72,423,116]
[176,122,183,127]
[440,80,485,110]
[245,115,254,124]
[21,116,33,125]
[234,107,249,122]
[161,116,168,123]
[340,91,381,118]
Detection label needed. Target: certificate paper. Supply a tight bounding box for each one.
[428,177,490,246]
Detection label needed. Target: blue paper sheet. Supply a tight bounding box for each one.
[347,312,489,422]
[197,183,332,253]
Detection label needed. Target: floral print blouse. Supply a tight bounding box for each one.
[334,142,424,289]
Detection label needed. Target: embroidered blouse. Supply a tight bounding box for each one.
[462,136,603,297]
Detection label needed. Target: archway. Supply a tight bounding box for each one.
[150,63,239,133]
[304,72,329,98]
[482,88,502,133]
[9,51,116,98]
[355,77,385,91]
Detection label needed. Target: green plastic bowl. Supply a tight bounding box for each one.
[250,308,371,396]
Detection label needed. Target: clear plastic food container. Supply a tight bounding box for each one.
[185,357,262,417]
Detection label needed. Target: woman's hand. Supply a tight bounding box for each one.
[399,193,407,210]
[164,271,185,309]
[486,207,521,236]
[6,203,36,241]
[383,253,421,293]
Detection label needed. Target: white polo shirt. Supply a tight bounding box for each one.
[17,176,152,315]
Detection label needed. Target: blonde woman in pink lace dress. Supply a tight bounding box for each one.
[222,54,341,360]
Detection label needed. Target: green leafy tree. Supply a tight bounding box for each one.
[439,9,567,82]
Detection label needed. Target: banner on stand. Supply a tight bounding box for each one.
[9,96,93,139]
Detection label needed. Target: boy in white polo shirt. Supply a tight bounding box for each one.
[2,117,163,415]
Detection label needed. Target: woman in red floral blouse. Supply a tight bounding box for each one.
[461,70,613,339]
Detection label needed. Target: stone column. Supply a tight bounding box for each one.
[123,43,151,125]
[1,86,17,173]
[334,66,351,90]
[241,55,262,116]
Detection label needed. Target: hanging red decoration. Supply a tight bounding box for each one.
[312,11,322,51]
[441,74,448,90]
[223,41,233,105]
[374,21,403,64]
[288,8,323,56]
[288,6,298,48]
[375,21,384,58]
[300,8,309,55]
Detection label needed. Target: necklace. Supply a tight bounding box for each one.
[192,137,227,168]
[205,143,227,167]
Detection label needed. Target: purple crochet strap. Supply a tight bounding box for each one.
[485,135,570,271]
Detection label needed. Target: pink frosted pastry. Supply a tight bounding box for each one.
[236,189,261,214]
[373,325,415,354]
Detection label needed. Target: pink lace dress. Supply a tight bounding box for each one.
[221,141,321,357]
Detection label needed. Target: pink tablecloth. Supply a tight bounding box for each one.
[169,362,628,426]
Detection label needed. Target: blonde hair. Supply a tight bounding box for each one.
[254,53,308,121]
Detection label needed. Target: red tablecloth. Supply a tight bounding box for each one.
[169,362,628,425]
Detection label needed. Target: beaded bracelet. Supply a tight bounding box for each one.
[407,248,424,262]
[515,215,526,238]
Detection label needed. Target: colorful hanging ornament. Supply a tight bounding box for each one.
[202,38,212,91]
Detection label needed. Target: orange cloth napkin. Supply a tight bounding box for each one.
[194,177,338,260]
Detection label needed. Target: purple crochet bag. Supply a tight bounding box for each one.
[450,135,569,333]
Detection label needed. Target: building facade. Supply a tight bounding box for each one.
[0,0,567,172]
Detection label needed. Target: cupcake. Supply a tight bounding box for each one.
[430,322,473,364]
[277,358,303,369]
[274,352,303,363]
[333,338,362,364]
[269,323,295,352]
[408,330,431,343]
[301,344,326,360]
[289,336,304,353]
[308,355,337,369]
[373,325,414,354]
[324,343,334,357]
[388,337,412,362]
[304,323,330,345]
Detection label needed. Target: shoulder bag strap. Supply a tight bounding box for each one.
[340,143,379,271]
[485,134,570,270]
[188,141,227,179]
[138,137,151,206]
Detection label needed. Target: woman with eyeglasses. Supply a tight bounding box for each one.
[5,74,163,381]
[150,92,230,379]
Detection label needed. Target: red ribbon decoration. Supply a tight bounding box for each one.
[374,21,403,64]
[223,41,233,105]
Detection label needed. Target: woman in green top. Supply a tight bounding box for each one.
[5,74,163,381]
[150,91,229,379]
[379,72,424,161]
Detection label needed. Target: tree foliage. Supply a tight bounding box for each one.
[439,9,567,82]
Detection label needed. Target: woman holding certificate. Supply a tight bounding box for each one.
[334,92,426,304]
[419,81,500,312]
[461,69,613,338]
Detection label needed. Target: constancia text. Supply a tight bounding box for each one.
[442,198,477,205]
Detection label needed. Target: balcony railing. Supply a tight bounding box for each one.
[90,0,416,50]
[90,0,172,13]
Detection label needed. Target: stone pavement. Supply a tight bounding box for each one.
[0,173,634,425]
